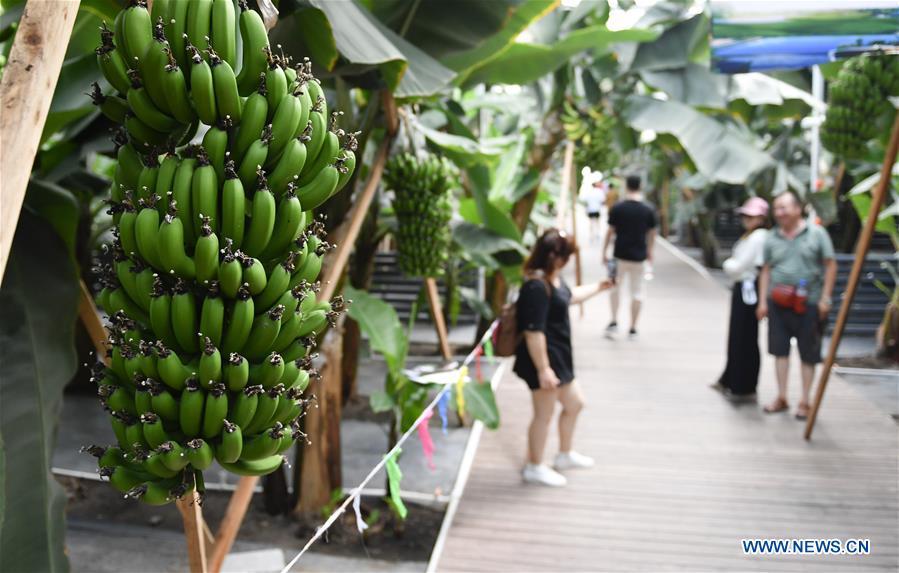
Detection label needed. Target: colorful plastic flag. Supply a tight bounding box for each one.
[455,366,468,418]
[483,337,494,358]
[417,409,435,470]
[437,391,450,435]
[352,493,368,534]
[385,449,408,520]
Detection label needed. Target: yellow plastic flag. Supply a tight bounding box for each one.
[455,366,468,417]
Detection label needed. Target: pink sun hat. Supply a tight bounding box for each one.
[737,197,769,217]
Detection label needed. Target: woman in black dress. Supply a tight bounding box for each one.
[515,229,613,487]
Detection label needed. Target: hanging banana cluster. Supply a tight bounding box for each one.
[821,53,899,160]
[86,0,355,505]
[561,100,619,174]
[383,152,457,278]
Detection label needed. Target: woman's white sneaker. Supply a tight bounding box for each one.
[522,463,567,487]
[554,451,595,470]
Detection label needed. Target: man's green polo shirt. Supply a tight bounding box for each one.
[763,223,835,303]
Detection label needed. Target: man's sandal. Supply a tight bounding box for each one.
[763,397,789,414]
[795,402,810,420]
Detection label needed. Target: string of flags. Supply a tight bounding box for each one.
[280,320,501,572]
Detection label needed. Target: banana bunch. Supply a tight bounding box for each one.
[821,53,899,160]
[561,100,619,174]
[383,152,457,278]
[87,0,356,505]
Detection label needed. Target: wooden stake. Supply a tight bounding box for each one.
[0,0,80,283]
[425,277,453,360]
[78,280,107,360]
[177,493,209,573]
[805,111,899,440]
[207,477,259,573]
[556,142,575,229]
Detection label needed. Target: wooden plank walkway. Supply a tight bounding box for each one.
[436,232,898,572]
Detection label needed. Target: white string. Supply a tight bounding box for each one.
[279,320,499,572]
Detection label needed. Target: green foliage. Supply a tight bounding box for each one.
[0,213,80,573]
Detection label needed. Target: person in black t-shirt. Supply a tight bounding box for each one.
[601,175,657,339]
[515,229,613,487]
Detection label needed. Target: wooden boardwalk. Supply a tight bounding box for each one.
[436,234,898,572]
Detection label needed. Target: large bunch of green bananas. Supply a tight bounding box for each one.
[821,53,899,160]
[561,100,619,174]
[383,152,457,278]
[86,0,355,505]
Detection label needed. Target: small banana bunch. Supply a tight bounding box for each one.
[561,100,619,174]
[87,0,356,505]
[383,152,457,278]
[821,53,899,160]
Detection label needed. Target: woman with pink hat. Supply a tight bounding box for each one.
[712,197,770,400]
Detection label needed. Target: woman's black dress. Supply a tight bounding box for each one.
[717,281,760,395]
[513,278,574,390]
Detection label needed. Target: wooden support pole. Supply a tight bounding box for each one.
[79,280,107,360]
[177,493,209,573]
[570,166,583,318]
[425,277,453,360]
[0,0,80,283]
[805,111,899,440]
[319,91,397,302]
[207,476,259,573]
[556,142,575,229]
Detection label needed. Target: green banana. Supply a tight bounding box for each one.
[134,198,164,269]
[186,0,213,57]
[267,138,307,198]
[224,352,249,391]
[209,48,242,124]
[198,337,222,388]
[194,218,220,284]
[241,185,276,257]
[267,90,301,161]
[295,163,339,211]
[148,383,179,424]
[191,151,219,237]
[210,0,237,67]
[96,24,132,94]
[234,79,268,159]
[202,120,230,182]
[216,454,284,476]
[127,73,180,133]
[199,281,225,347]
[202,382,228,438]
[158,440,189,471]
[161,48,197,124]
[221,162,246,248]
[235,1,269,95]
[216,419,243,463]
[237,126,272,190]
[218,245,243,298]
[179,378,205,437]
[141,19,175,115]
[141,412,170,448]
[188,44,217,125]
[167,0,190,70]
[221,285,254,354]
[248,352,285,389]
[156,342,193,391]
[171,279,199,353]
[184,438,214,469]
[240,256,267,295]
[241,305,284,361]
[159,207,198,279]
[229,384,263,428]
[171,154,197,245]
[121,0,153,65]
[260,190,303,260]
[90,83,129,123]
[239,423,283,459]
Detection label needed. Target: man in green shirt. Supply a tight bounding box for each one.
[757,191,837,420]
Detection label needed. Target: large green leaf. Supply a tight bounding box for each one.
[463,381,500,430]
[344,286,407,375]
[453,222,528,256]
[638,63,725,108]
[441,0,557,72]
[417,123,514,165]
[273,0,455,97]
[629,13,707,72]
[0,213,79,573]
[364,0,556,70]
[463,25,658,86]
[24,180,80,259]
[724,73,824,112]
[621,95,773,184]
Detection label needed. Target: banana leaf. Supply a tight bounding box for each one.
[621,95,773,184]
[628,13,707,72]
[462,25,659,86]
[0,213,80,573]
[344,286,408,377]
[638,63,726,108]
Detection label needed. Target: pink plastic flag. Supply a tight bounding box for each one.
[417,409,435,470]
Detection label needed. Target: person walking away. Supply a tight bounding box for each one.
[756,191,837,419]
[581,179,607,242]
[515,229,614,486]
[711,197,769,400]
[601,175,657,339]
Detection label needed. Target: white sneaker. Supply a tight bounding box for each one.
[522,463,567,487]
[604,323,618,340]
[554,451,595,470]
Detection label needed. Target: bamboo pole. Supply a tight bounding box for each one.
[0,0,80,283]
[556,142,575,229]
[177,494,209,573]
[804,111,899,440]
[207,476,259,573]
[425,277,453,360]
